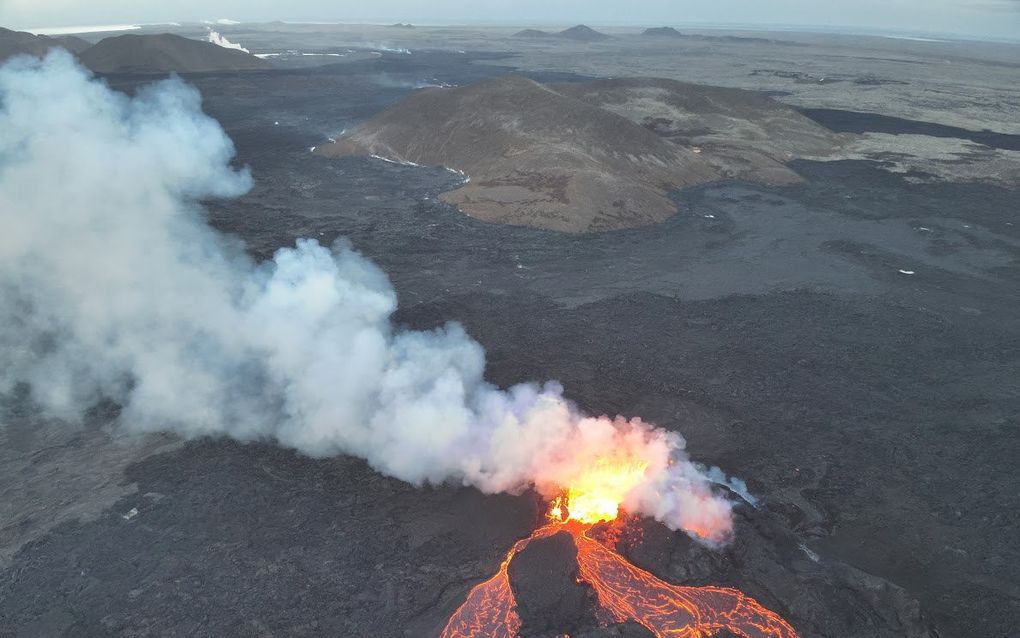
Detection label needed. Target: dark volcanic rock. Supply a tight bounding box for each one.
[612,507,934,638]
[0,27,89,63]
[508,531,599,636]
[0,437,539,638]
[799,107,1020,152]
[1,46,1016,638]
[642,27,685,37]
[79,33,272,74]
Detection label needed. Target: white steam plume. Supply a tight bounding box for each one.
[0,53,738,545]
[207,29,250,53]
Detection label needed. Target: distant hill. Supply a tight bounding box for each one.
[689,33,777,44]
[512,25,611,42]
[558,25,611,41]
[0,27,91,63]
[642,27,685,38]
[390,23,415,29]
[79,33,271,74]
[316,75,717,232]
[638,27,786,45]
[513,29,555,38]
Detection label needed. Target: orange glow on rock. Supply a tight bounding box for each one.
[440,520,798,638]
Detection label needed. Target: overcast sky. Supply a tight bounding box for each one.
[4,0,1020,40]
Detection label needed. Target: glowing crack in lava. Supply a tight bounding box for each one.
[441,499,799,638]
[573,528,799,638]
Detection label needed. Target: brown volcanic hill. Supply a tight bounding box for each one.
[642,27,685,38]
[558,25,611,41]
[552,77,846,182]
[316,75,717,232]
[0,28,90,63]
[79,33,271,74]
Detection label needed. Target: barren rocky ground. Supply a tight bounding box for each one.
[1,29,1018,638]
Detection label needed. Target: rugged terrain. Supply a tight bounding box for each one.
[0,28,272,74]
[316,75,718,232]
[79,33,271,73]
[0,27,89,63]
[552,77,845,181]
[0,25,1018,638]
[317,76,845,232]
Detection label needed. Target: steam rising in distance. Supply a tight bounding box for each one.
[206,29,250,53]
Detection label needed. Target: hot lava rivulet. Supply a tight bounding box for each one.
[440,461,799,638]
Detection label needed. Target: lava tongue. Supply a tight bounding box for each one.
[507,530,600,636]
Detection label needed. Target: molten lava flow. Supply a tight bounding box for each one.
[549,456,650,525]
[574,530,798,638]
[439,526,561,638]
[440,495,799,638]
[437,548,519,638]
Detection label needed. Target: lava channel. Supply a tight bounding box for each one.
[440,523,798,638]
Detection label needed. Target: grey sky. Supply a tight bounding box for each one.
[3,0,1020,40]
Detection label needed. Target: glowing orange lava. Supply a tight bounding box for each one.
[574,529,798,638]
[439,526,557,638]
[548,456,650,525]
[440,497,799,638]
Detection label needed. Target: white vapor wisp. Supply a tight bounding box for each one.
[0,53,738,545]
[207,29,250,53]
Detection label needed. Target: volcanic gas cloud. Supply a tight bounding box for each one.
[0,52,798,636]
[0,51,744,546]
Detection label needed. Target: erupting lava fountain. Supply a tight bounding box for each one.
[441,459,799,638]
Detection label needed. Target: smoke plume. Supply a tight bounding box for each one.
[0,52,737,544]
[207,29,250,53]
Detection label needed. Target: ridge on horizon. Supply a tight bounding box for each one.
[12,20,1019,44]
